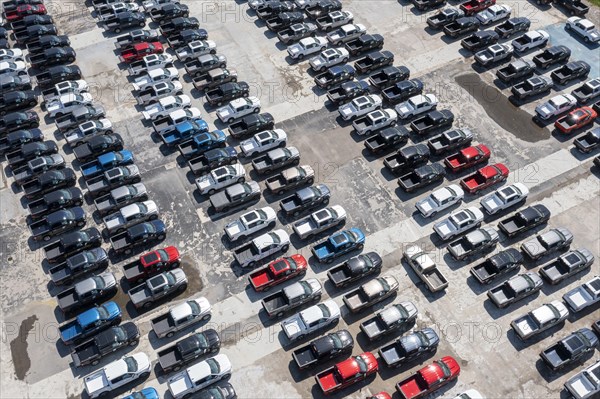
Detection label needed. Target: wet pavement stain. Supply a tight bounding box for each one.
[9,315,37,381]
[455,73,551,143]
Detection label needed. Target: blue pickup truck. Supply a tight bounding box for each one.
[312,228,366,264]
[123,388,159,399]
[81,150,134,179]
[59,301,121,345]
[159,118,209,146]
[178,130,227,159]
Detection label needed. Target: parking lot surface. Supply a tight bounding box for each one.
[1,0,599,398]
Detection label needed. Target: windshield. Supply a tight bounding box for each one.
[188,300,201,315]
[114,327,126,342]
[165,272,176,285]
[97,305,109,319]
[207,358,220,374]
[92,276,106,289]
[355,356,368,373]
[124,356,138,372]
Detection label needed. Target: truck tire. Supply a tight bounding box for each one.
[166,331,175,338]
[296,334,305,341]
[158,233,165,240]
[276,311,284,318]
[357,244,364,250]
[92,359,100,366]
[282,244,289,252]
[202,314,211,321]
[114,28,121,34]
[99,391,110,398]
[141,372,150,379]
[129,339,139,346]
[143,301,154,309]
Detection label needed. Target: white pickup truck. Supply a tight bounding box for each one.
[83,352,151,398]
[151,296,212,338]
[564,359,600,399]
[403,245,448,292]
[292,206,346,240]
[233,230,290,267]
[224,206,277,242]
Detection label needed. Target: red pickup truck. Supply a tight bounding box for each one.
[119,42,164,64]
[396,356,460,399]
[460,163,509,194]
[315,352,378,394]
[460,0,495,15]
[554,106,597,134]
[248,254,307,292]
[444,144,490,172]
[122,246,180,283]
[3,4,47,22]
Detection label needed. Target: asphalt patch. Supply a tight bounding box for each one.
[455,73,551,143]
[9,315,37,381]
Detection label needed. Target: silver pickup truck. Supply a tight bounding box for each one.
[128,269,188,309]
[151,296,211,338]
[292,205,346,240]
[511,301,569,340]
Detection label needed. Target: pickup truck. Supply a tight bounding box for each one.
[364,126,409,154]
[572,78,600,105]
[175,39,217,63]
[192,67,239,92]
[292,330,354,370]
[554,106,597,134]
[265,165,314,195]
[210,181,261,213]
[152,107,202,134]
[540,328,598,371]
[327,252,382,288]
[205,81,249,107]
[369,66,410,89]
[444,144,490,173]
[427,128,473,155]
[28,47,76,70]
[110,220,166,255]
[314,65,355,89]
[359,301,418,341]
[470,248,524,284]
[403,245,449,292]
[27,187,83,220]
[158,329,220,373]
[511,301,569,340]
[6,141,58,169]
[49,247,108,286]
[551,61,591,86]
[412,0,445,11]
[159,16,200,38]
[71,322,139,367]
[427,7,464,29]
[233,229,290,268]
[179,131,227,160]
[97,2,139,22]
[102,11,147,34]
[417,183,468,221]
[127,54,174,76]
[132,67,179,91]
[59,301,121,345]
[410,110,454,135]
[128,269,188,309]
[22,169,77,200]
[160,119,209,147]
[64,119,114,147]
[443,17,480,38]
[228,112,274,139]
[54,104,106,133]
[0,129,43,155]
[102,200,159,235]
[496,58,535,84]
[447,226,499,261]
[353,109,398,136]
[563,276,600,312]
[460,0,495,15]
[379,328,440,368]
[554,0,589,16]
[83,353,151,399]
[384,144,430,174]
[312,228,365,264]
[343,276,399,313]
[398,163,446,193]
[511,76,553,102]
[25,35,70,54]
[266,11,305,32]
[262,278,322,318]
[136,81,184,106]
[119,42,163,64]
[149,3,189,22]
[474,43,513,67]
[94,183,148,217]
[305,0,342,18]
[345,34,385,57]
[498,204,550,238]
[495,17,530,39]
[461,30,500,52]
[86,165,141,198]
[460,163,509,194]
[123,246,180,284]
[487,272,543,308]
[521,227,573,261]
[115,29,160,50]
[223,206,276,243]
[315,10,353,31]
[292,206,346,240]
[13,24,57,45]
[166,354,232,399]
[81,150,134,179]
[43,228,101,265]
[255,1,296,19]
[251,147,300,175]
[151,296,212,338]
[240,129,286,158]
[41,80,88,103]
[165,28,208,49]
[249,254,308,292]
[184,54,227,78]
[395,357,460,399]
[56,272,117,315]
[315,352,378,394]
[512,30,549,53]
[13,154,65,186]
[533,45,571,69]
[280,183,331,217]
[564,360,600,399]
[354,51,395,74]
[327,80,370,105]
[35,65,82,90]
[277,22,318,44]
[28,207,86,242]
[0,111,39,135]
[540,249,594,285]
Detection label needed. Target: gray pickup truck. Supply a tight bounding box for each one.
[151,296,211,338]
[128,269,188,310]
[86,165,141,198]
[251,147,300,175]
[342,276,399,313]
[487,272,543,308]
[539,249,594,285]
[540,328,598,371]
[261,279,322,318]
[359,301,418,341]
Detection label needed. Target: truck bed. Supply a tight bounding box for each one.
[540,261,568,282]
[380,342,406,366]
[152,314,175,337]
[361,317,385,339]
[328,267,350,285]
[157,347,180,370]
[541,344,568,368]
[123,261,144,282]
[57,290,77,310]
[292,346,317,368]
[48,263,70,283]
[72,342,100,366]
[234,245,259,265]
[422,269,448,291]
[398,376,425,399]
[263,293,287,313]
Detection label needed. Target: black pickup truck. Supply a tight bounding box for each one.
[14,24,57,45]
[384,144,430,174]
[166,28,208,49]
[103,12,146,34]
[369,66,410,89]
[364,126,409,154]
[149,3,189,23]
[28,47,76,70]
[495,17,530,39]
[43,227,102,264]
[115,29,160,50]
[398,163,445,193]
[292,330,353,370]
[550,0,589,16]
[110,220,166,255]
[71,323,140,367]
[0,111,40,135]
[26,35,71,54]
[496,59,535,84]
[35,66,82,89]
[510,76,553,102]
[27,187,83,220]
[157,330,221,373]
[354,51,394,74]
[73,134,123,163]
[160,17,200,38]
[410,110,454,135]
[49,247,109,286]
[462,31,500,52]
[22,168,76,200]
[28,207,86,242]
[279,184,330,217]
[228,113,274,139]
[327,252,383,287]
[381,79,424,104]
[540,328,598,371]
[344,34,384,57]
[6,140,58,169]
[533,45,571,69]
[205,82,250,107]
[498,204,551,238]
[326,80,369,105]
[0,129,43,155]
[12,154,65,187]
[443,17,480,38]
[469,248,524,284]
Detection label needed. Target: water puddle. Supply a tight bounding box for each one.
[455,73,551,143]
[9,315,37,381]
